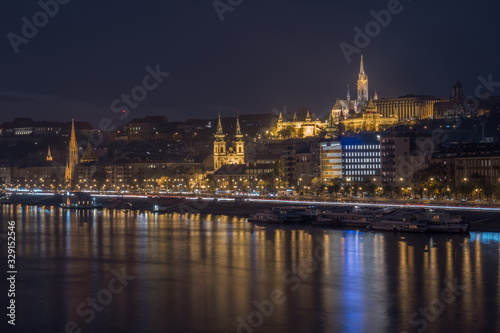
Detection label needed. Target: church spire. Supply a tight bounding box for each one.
[235,114,243,141]
[65,119,79,187]
[214,112,225,141]
[360,54,365,75]
[324,110,338,139]
[70,119,77,149]
[46,146,53,162]
[347,84,351,101]
[305,110,311,121]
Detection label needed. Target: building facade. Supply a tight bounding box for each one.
[380,132,433,184]
[375,95,439,122]
[341,135,381,182]
[213,114,245,171]
[320,141,342,183]
[274,111,327,138]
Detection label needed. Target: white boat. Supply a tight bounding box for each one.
[368,220,428,233]
[271,206,317,222]
[423,213,469,233]
[248,211,286,224]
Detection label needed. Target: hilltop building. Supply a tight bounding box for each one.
[274,110,327,138]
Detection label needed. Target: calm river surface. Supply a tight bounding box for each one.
[1,205,500,333]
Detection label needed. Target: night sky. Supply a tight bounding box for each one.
[1,0,499,127]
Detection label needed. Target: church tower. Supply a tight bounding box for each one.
[357,55,369,106]
[65,119,79,185]
[324,110,338,139]
[213,112,226,170]
[46,146,53,162]
[234,115,244,158]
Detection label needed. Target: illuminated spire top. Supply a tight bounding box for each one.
[216,112,223,134]
[279,111,283,121]
[46,145,53,162]
[235,114,243,140]
[360,54,365,75]
[214,112,225,140]
[305,110,311,121]
[70,119,77,148]
[347,84,351,100]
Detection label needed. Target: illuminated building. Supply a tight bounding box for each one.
[341,98,398,133]
[342,135,381,182]
[65,119,79,185]
[274,110,327,138]
[80,142,98,163]
[331,55,377,121]
[213,113,245,170]
[375,95,439,122]
[46,146,53,162]
[320,141,342,183]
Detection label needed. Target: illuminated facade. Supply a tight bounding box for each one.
[65,119,79,184]
[341,98,398,133]
[375,95,439,122]
[320,141,342,183]
[342,135,381,182]
[80,142,98,163]
[46,146,53,162]
[213,114,245,171]
[331,55,376,122]
[274,111,327,138]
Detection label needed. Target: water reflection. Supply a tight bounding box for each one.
[1,205,499,333]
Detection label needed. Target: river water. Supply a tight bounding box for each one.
[1,205,499,333]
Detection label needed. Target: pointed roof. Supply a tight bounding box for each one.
[293,113,297,121]
[374,90,379,100]
[235,114,243,140]
[366,98,377,113]
[305,110,311,121]
[324,110,338,139]
[214,112,225,140]
[347,84,351,99]
[70,119,77,148]
[46,145,53,162]
[360,54,365,75]
[278,111,283,121]
[81,142,98,163]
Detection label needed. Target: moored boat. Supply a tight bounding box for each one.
[248,211,286,224]
[423,213,469,233]
[367,220,428,233]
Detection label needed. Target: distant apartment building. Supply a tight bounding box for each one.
[281,138,321,186]
[341,135,381,182]
[432,143,500,186]
[320,141,342,183]
[124,116,169,141]
[380,132,433,184]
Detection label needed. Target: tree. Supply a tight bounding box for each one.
[310,177,323,196]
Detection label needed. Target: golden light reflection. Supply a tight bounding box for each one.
[2,205,499,333]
